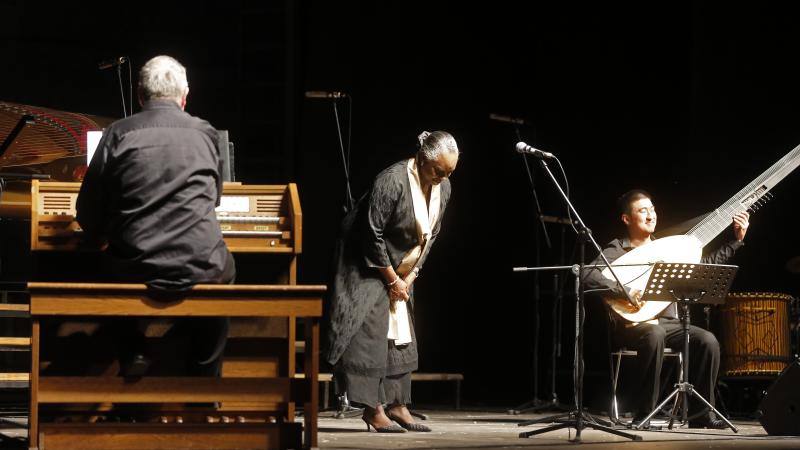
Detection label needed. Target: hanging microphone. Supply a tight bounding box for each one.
[305,91,345,99]
[98,57,128,70]
[489,113,526,125]
[516,142,555,159]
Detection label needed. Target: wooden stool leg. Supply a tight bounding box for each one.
[29,319,40,450]
[303,317,319,449]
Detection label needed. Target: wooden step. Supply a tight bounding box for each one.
[0,303,29,318]
[0,372,29,388]
[0,373,29,382]
[0,337,30,347]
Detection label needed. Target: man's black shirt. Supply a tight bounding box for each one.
[77,99,234,291]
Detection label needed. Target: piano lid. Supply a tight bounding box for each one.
[0,101,115,180]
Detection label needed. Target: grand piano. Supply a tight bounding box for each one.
[0,101,115,218]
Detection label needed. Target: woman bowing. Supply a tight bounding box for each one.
[325,130,459,432]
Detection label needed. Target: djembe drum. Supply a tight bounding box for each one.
[718,292,794,377]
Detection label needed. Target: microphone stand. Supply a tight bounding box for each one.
[304,91,354,212]
[515,155,641,442]
[330,96,354,213]
[98,57,132,117]
[502,125,558,415]
[116,63,127,117]
[327,94,358,418]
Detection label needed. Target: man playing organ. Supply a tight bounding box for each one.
[76,55,235,377]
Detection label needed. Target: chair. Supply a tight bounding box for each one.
[602,304,683,424]
[609,346,683,423]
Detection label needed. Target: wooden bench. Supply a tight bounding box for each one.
[27,282,325,450]
[410,373,464,410]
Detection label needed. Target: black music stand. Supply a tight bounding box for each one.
[633,262,739,433]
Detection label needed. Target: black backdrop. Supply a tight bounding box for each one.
[2,1,799,408]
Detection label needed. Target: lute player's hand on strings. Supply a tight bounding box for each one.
[629,288,644,311]
[732,211,750,242]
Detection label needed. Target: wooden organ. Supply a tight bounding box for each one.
[29,179,307,407]
[30,180,303,282]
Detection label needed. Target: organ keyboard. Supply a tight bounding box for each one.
[31,180,302,255]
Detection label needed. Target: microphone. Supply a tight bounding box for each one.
[489,113,526,125]
[516,142,555,159]
[98,57,127,70]
[305,91,346,99]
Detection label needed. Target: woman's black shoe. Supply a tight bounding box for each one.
[386,412,432,432]
[361,417,406,433]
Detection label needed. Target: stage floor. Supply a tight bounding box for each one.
[319,409,800,449]
[2,409,799,449]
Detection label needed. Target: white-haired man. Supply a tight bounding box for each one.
[77,55,234,377]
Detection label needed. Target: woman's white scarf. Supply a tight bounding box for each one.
[387,158,440,344]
